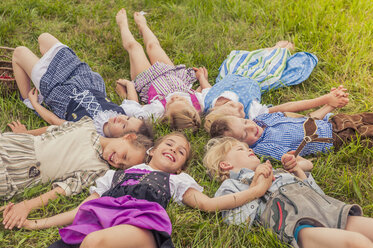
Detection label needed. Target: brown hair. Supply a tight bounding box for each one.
[138,119,154,139]
[204,110,226,133]
[209,116,233,138]
[130,133,154,160]
[162,108,201,134]
[203,137,244,182]
[146,131,191,171]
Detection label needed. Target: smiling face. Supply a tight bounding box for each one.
[220,143,261,172]
[148,134,190,174]
[105,115,143,138]
[101,136,146,169]
[225,116,263,146]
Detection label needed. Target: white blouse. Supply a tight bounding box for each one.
[120,88,210,121]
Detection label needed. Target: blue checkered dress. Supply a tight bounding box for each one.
[39,47,106,119]
[251,112,333,160]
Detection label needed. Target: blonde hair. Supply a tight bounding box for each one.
[162,107,201,133]
[203,136,245,182]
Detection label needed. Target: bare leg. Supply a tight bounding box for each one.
[345,216,373,242]
[12,46,39,99]
[116,8,151,80]
[80,224,157,248]
[134,12,174,66]
[298,226,373,248]
[38,33,61,56]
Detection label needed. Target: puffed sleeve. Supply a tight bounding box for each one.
[89,170,116,196]
[120,99,164,120]
[215,179,259,227]
[169,172,203,205]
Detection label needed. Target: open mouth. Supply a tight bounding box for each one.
[109,152,115,163]
[163,153,175,162]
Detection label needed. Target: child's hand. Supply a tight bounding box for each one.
[251,160,273,187]
[7,120,28,133]
[281,151,298,173]
[2,201,31,229]
[328,85,349,108]
[116,78,132,87]
[28,88,39,105]
[115,79,129,99]
[193,67,208,81]
[252,161,273,195]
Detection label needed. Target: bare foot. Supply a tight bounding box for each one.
[134,11,147,30]
[269,40,295,52]
[116,8,128,28]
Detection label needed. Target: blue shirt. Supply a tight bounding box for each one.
[251,112,333,160]
[204,74,261,119]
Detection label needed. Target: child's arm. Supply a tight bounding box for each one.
[29,88,65,125]
[116,79,139,102]
[308,104,335,120]
[7,121,49,136]
[2,187,66,229]
[182,163,273,212]
[268,85,349,114]
[193,67,212,91]
[22,193,100,230]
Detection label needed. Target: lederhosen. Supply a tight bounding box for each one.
[260,178,362,248]
[330,113,373,149]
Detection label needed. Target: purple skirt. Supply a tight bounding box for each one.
[59,195,172,244]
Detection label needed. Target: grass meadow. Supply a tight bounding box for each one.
[1,0,373,247]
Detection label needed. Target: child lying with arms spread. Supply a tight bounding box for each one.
[203,137,373,248]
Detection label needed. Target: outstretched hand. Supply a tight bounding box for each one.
[281,151,298,172]
[328,85,349,108]
[7,120,28,133]
[193,67,208,81]
[2,201,31,229]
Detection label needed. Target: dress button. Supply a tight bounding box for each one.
[36,161,41,167]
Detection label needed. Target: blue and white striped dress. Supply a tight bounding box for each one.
[217,48,318,91]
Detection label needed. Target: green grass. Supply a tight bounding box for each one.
[1,0,373,247]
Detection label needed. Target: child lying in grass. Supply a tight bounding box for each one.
[203,137,373,248]
[12,33,152,138]
[114,9,211,132]
[19,132,274,248]
[1,117,152,230]
[208,88,362,163]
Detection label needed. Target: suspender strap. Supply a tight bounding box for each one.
[293,118,333,157]
[189,92,201,112]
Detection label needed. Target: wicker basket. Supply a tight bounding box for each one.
[0,46,16,94]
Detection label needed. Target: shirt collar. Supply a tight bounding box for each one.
[229,168,254,180]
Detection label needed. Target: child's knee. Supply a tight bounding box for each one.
[38,33,53,44]
[344,232,373,248]
[145,40,161,52]
[12,46,29,62]
[80,232,104,248]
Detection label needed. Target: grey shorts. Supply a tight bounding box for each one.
[260,182,362,248]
